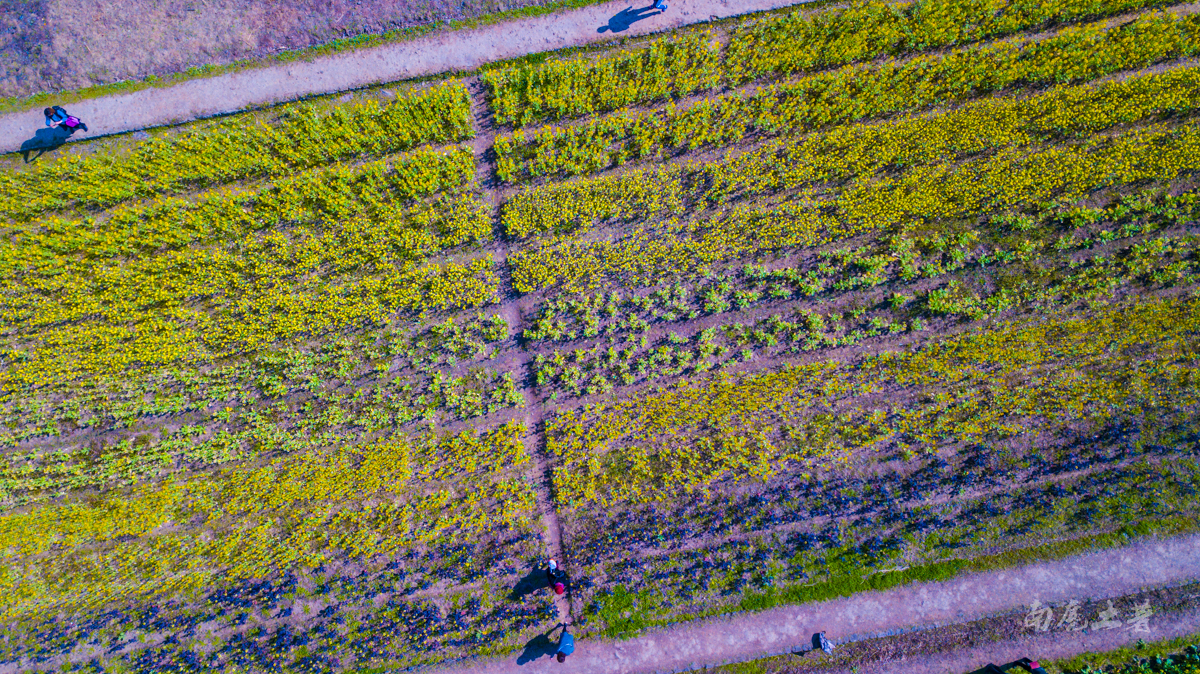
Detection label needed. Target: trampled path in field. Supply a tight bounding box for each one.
[432,534,1200,674]
[0,0,812,156]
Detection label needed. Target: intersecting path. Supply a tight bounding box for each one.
[430,534,1200,674]
[0,0,813,155]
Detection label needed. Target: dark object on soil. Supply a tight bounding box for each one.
[813,631,834,654]
[515,629,558,665]
[509,566,551,601]
[597,5,659,33]
[969,657,1049,674]
[19,126,72,163]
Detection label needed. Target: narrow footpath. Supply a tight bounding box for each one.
[431,534,1200,674]
[0,0,810,155]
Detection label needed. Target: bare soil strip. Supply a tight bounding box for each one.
[704,583,1200,674]
[863,608,1200,674]
[428,534,1200,673]
[0,0,813,155]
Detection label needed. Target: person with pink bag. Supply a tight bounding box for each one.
[44,105,88,133]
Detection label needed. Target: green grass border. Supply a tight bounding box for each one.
[623,514,1200,674]
[1043,633,1200,673]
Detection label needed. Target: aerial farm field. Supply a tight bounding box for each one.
[2,0,1200,671]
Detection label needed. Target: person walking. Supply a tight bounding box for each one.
[44,106,87,133]
[547,559,566,595]
[653,0,667,11]
[555,624,575,663]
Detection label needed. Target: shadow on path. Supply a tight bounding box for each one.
[19,127,72,163]
[515,628,558,665]
[598,5,662,33]
[508,567,548,602]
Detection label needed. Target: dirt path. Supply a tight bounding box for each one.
[428,534,1200,674]
[0,0,811,155]
[865,608,1200,674]
[716,584,1200,674]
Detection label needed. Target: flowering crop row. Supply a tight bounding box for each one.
[482,32,721,126]
[529,226,1200,399]
[499,64,1200,238]
[0,421,537,623]
[0,81,473,222]
[547,296,1200,507]
[500,69,1200,294]
[507,121,1200,294]
[7,189,489,333]
[724,0,1180,83]
[1,239,500,394]
[836,123,1200,233]
[495,12,1200,182]
[500,165,685,238]
[0,367,525,506]
[697,65,1200,206]
[0,312,517,503]
[0,150,499,394]
[485,0,1180,130]
[2,146,477,291]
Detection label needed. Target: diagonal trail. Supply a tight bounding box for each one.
[469,74,574,624]
[0,0,817,155]
[429,534,1200,674]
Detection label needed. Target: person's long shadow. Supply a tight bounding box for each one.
[508,567,547,602]
[598,5,661,33]
[20,127,73,163]
[515,627,560,665]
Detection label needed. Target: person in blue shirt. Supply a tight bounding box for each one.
[555,623,575,663]
[44,106,88,133]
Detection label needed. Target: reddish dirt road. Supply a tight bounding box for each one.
[428,534,1200,674]
[0,0,811,155]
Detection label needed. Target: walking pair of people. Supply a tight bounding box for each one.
[546,560,572,662]
[547,558,566,595]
